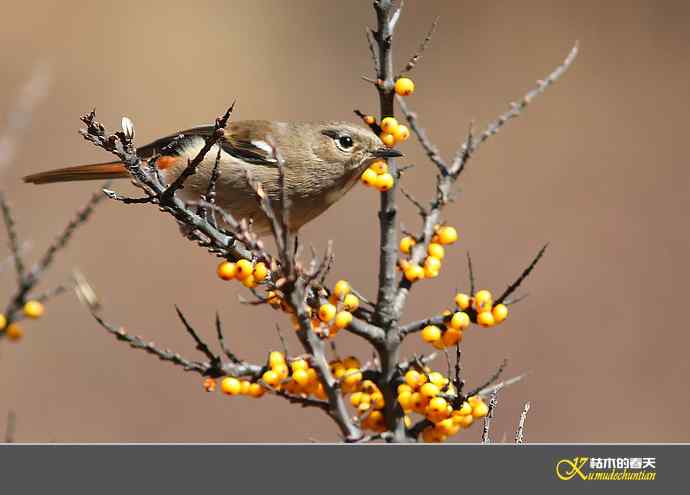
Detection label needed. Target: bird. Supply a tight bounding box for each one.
[23,120,402,235]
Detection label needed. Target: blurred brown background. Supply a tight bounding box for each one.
[0,0,688,443]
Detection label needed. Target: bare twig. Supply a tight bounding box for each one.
[481,386,502,443]
[515,401,531,444]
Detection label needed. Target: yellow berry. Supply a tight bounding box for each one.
[331,363,346,379]
[492,303,509,323]
[369,160,388,175]
[22,300,44,319]
[334,311,352,329]
[404,415,412,428]
[0,314,5,330]
[476,311,495,328]
[217,261,237,281]
[454,293,470,310]
[474,289,493,312]
[404,370,423,388]
[427,243,445,260]
[458,401,473,416]
[421,325,442,343]
[239,380,252,395]
[380,117,399,133]
[403,264,424,282]
[266,291,282,309]
[253,262,269,282]
[472,401,490,418]
[364,115,375,125]
[428,372,447,388]
[375,172,395,192]
[248,383,265,398]
[262,370,281,387]
[220,377,241,395]
[380,132,396,147]
[449,311,470,330]
[371,392,385,409]
[350,392,365,407]
[420,382,440,398]
[343,368,363,387]
[436,418,456,436]
[423,256,441,278]
[397,390,413,411]
[411,392,430,413]
[457,413,474,428]
[269,351,286,368]
[399,236,416,254]
[428,396,449,414]
[291,358,309,372]
[397,383,413,395]
[393,124,410,142]
[318,303,336,322]
[442,328,462,347]
[5,323,22,341]
[314,383,327,400]
[343,356,361,369]
[361,168,378,187]
[235,259,254,280]
[292,369,310,387]
[343,294,360,312]
[333,280,351,298]
[394,77,415,96]
[437,226,458,245]
[241,274,257,288]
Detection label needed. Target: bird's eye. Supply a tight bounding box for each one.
[336,135,354,151]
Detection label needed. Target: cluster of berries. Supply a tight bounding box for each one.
[361,159,395,192]
[398,369,489,442]
[399,225,459,282]
[0,300,46,342]
[455,289,509,329]
[331,356,386,432]
[217,259,269,289]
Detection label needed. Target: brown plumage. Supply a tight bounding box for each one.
[24,121,402,234]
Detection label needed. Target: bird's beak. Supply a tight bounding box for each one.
[372,147,403,158]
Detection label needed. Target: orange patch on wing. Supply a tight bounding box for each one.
[155,156,178,170]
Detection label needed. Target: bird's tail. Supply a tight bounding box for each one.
[23,162,129,184]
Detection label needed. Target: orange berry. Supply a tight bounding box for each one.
[421,325,442,343]
[375,172,395,192]
[397,383,413,395]
[437,226,458,245]
[492,303,509,323]
[248,383,265,398]
[23,300,44,319]
[364,115,375,125]
[241,274,257,288]
[380,117,399,133]
[291,358,309,372]
[5,323,22,341]
[423,256,441,278]
[397,390,413,411]
[220,377,241,395]
[235,259,254,280]
[239,380,252,395]
[472,401,490,418]
[476,311,495,328]
[399,236,416,254]
[292,369,310,387]
[428,396,449,414]
[442,328,462,347]
[343,368,363,387]
[457,401,473,416]
[404,370,423,388]
[394,77,415,96]
[203,378,216,392]
[404,264,424,282]
[361,168,378,187]
[342,356,361,369]
[333,280,351,298]
[318,303,337,322]
[217,261,237,281]
[0,314,6,330]
[261,370,281,387]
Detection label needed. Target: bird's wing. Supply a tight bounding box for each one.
[137,121,278,166]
